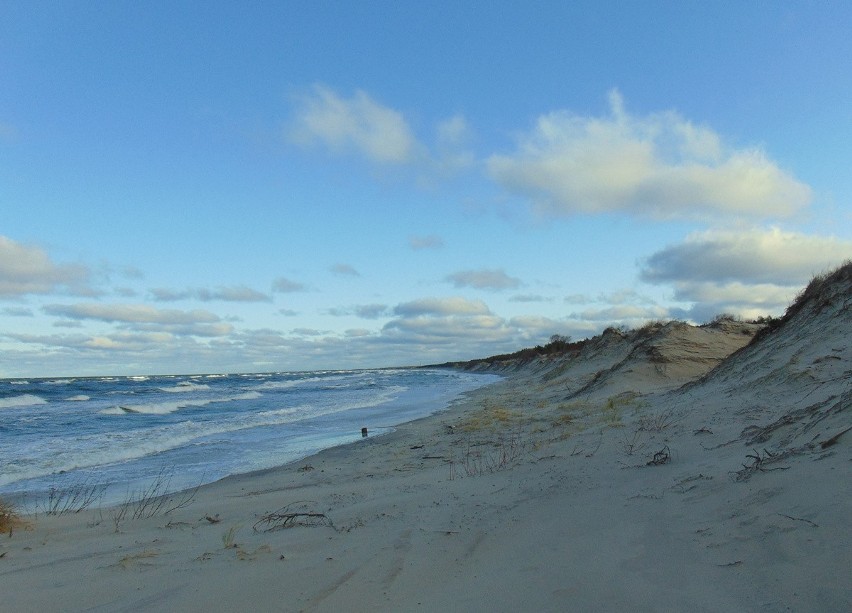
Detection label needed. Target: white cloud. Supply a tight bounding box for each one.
[151,286,271,302]
[641,227,852,286]
[394,297,491,317]
[382,313,510,343]
[487,90,811,220]
[507,315,575,338]
[43,303,221,325]
[445,268,522,291]
[640,227,852,318]
[289,85,419,164]
[288,85,474,178]
[571,304,671,322]
[0,236,91,297]
[509,294,552,303]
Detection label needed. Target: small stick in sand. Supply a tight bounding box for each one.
[820,425,852,449]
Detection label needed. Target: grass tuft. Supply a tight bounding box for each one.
[0,497,27,536]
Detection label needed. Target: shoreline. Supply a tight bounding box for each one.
[3,295,850,611]
[0,368,499,509]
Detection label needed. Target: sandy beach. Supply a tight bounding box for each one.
[2,265,850,612]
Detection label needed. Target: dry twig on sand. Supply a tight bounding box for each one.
[646,445,671,466]
[820,425,852,449]
[730,448,792,482]
[253,501,334,532]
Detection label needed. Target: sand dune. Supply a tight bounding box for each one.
[2,264,849,611]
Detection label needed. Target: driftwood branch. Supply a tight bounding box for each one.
[253,501,334,532]
[646,445,671,466]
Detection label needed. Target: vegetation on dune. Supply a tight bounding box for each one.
[431,261,852,371]
[748,260,851,347]
[1,497,26,535]
[437,334,588,369]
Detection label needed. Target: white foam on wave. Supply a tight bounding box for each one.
[0,394,48,409]
[159,382,211,393]
[100,390,262,415]
[87,387,404,473]
[0,376,445,489]
[255,373,356,391]
[66,395,91,402]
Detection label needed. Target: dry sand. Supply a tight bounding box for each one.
[2,266,850,612]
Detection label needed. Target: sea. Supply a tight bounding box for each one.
[0,368,499,508]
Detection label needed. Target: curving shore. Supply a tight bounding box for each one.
[2,265,850,612]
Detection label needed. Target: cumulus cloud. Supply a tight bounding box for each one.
[445,269,522,291]
[151,286,271,302]
[272,277,307,293]
[408,235,445,250]
[382,313,511,344]
[641,227,852,286]
[288,85,474,177]
[43,303,221,325]
[394,297,491,317]
[289,85,419,164]
[330,263,360,277]
[0,236,91,297]
[487,90,811,220]
[40,302,233,338]
[640,227,852,318]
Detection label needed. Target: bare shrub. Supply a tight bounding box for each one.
[455,429,525,477]
[41,474,108,516]
[619,430,649,456]
[111,467,199,531]
[637,407,678,432]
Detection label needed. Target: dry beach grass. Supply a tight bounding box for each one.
[1,263,850,611]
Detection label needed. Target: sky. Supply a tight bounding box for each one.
[1,1,851,377]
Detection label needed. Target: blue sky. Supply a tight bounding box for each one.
[2,1,851,377]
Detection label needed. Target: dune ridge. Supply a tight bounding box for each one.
[1,263,849,612]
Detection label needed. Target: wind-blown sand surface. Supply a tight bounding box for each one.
[3,265,850,612]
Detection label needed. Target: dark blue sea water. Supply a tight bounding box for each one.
[0,369,498,507]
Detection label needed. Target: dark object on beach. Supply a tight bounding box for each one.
[361,427,368,437]
[253,502,334,532]
[820,425,852,449]
[647,446,671,466]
